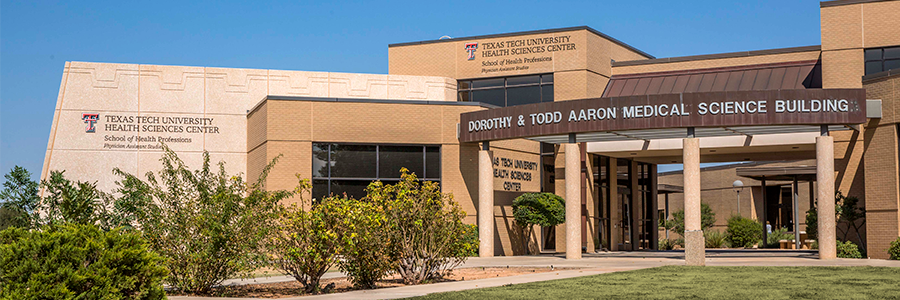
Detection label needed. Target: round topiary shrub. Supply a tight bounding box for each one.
[0,223,168,298]
[887,237,900,260]
[837,240,863,258]
[726,215,762,248]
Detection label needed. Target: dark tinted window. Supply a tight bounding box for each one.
[458,74,553,107]
[507,86,542,107]
[865,46,900,75]
[507,75,540,86]
[331,144,376,178]
[379,145,424,178]
[472,89,506,107]
[425,146,441,178]
[312,144,440,201]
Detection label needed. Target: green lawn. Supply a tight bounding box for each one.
[412,266,900,300]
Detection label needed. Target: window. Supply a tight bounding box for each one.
[865,46,900,75]
[312,143,440,201]
[458,74,554,107]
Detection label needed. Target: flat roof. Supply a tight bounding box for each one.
[736,165,818,181]
[388,26,655,59]
[613,45,821,67]
[820,0,895,8]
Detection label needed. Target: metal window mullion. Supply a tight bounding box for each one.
[375,145,380,181]
[327,144,332,197]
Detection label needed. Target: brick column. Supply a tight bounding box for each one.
[478,143,494,257]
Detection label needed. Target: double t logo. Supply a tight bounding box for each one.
[82,113,99,133]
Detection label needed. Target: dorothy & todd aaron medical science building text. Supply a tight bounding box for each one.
[43,0,900,262]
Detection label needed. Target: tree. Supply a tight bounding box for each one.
[40,170,108,227]
[664,202,717,237]
[0,166,40,230]
[835,191,866,250]
[112,144,291,294]
[336,195,393,289]
[366,168,469,285]
[512,192,565,255]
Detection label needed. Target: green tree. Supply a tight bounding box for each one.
[0,223,168,299]
[512,192,565,255]
[112,145,291,294]
[0,166,40,230]
[336,195,393,289]
[366,168,470,285]
[40,170,109,227]
[665,203,716,237]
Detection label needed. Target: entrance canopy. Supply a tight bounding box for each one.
[459,89,867,144]
[736,165,818,182]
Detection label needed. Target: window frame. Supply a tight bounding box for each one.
[864,46,900,75]
[458,73,554,107]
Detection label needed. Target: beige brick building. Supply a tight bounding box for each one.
[44,0,899,259]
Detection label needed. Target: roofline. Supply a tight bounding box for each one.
[612,45,821,67]
[821,0,895,8]
[862,68,900,82]
[247,96,496,117]
[388,26,655,59]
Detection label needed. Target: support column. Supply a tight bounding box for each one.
[609,158,621,251]
[817,127,836,259]
[761,176,768,248]
[478,142,494,258]
[683,133,705,266]
[793,177,801,250]
[565,135,582,259]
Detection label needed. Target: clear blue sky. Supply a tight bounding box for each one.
[1,0,824,180]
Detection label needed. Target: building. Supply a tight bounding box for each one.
[43,0,899,260]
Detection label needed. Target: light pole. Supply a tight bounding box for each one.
[732,180,744,216]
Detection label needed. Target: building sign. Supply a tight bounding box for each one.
[459,89,867,143]
[491,150,540,192]
[80,113,221,150]
[463,34,578,75]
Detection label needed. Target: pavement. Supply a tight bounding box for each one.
[170,251,900,300]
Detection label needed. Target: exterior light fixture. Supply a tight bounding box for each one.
[732,180,744,215]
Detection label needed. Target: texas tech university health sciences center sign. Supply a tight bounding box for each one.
[460,89,867,143]
[81,113,220,150]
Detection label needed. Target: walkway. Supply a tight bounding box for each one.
[171,253,900,300]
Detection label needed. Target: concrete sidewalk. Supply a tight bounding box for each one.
[170,255,900,300]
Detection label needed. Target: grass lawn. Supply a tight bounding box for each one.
[412,266,900,300]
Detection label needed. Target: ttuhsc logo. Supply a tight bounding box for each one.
[82,113,99,133]
[465,42,478,60]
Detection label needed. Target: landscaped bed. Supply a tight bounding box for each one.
[411,266,900,300]
[169,267,566,298]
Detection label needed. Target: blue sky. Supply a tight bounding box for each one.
[0,0,824,180]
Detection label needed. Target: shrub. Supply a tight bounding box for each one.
[336,196,393,289]
[805,209,818,240]
[837,240,863,258]
[766,227,794,248]
[455,224,479,257]
[112,145,291,294]
[512,192,565,255]
[658,238,675,250]
[0,224,167,299]
[889,237,900,260]
[726,216,762,248]
[266,183,350,294]
[704,230,729,248]
[366,168,470,285]
[665,203,716,237]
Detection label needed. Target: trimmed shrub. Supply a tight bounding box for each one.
[512,192,565,255]
[704,230,729,248]
[889,237,900,260]
[366,168,470,285]
[0,224,167,299]
[766,227,794,248]
[837,240,863,258]
[726,216,762,248]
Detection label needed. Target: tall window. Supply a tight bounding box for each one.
[458,74,553,107]
[865,46,900,75]
[312,143,441,201]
